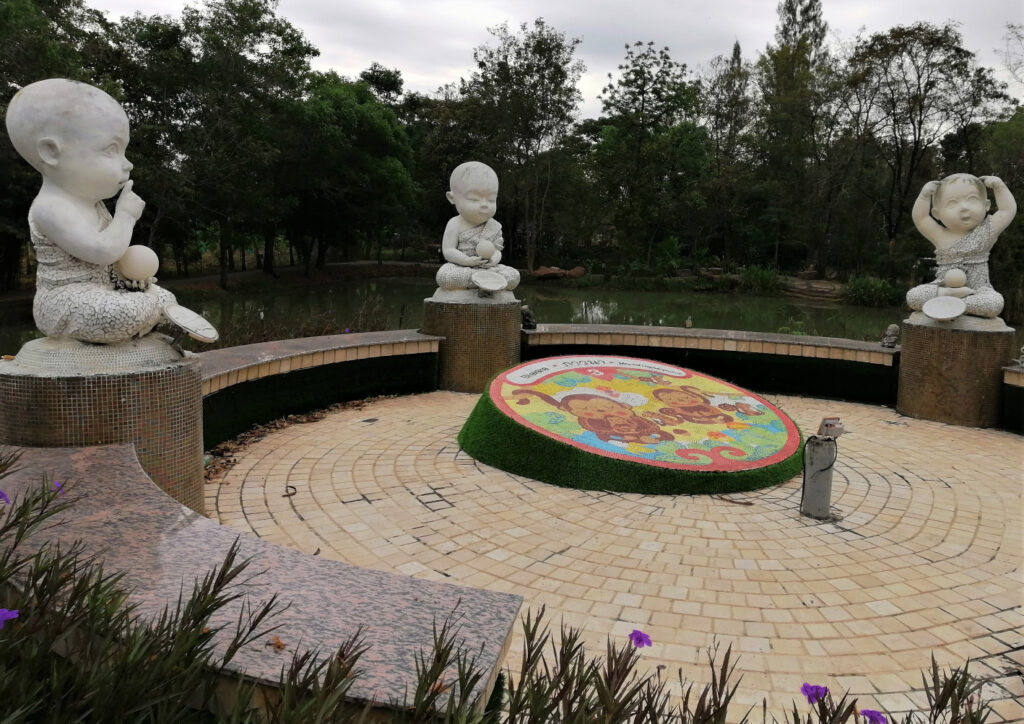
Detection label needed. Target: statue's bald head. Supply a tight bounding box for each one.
[6,79,126,173]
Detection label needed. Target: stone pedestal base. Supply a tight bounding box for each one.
[0,336,205,513]
[420,300,521,393]
[897,320,1015,427]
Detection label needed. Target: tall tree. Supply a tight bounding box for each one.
[755,0,831,269]
[178,0,316,288]
[0,0,111,290]
[845,23,1012,250]
[698,41,754,262]
[105,13,196,274]
[458,19,585,269]
[596,42,708,267]
[284,72,415,267]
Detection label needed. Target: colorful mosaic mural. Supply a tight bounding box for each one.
[490,356,801,473]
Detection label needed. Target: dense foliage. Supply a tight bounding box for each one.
[1,0,1021,318]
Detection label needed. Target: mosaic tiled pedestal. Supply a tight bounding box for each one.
[0,337,204,513]
[420,300,521,393]
[897,320,1015,427]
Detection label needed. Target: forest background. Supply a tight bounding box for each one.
[2,0,1023,321]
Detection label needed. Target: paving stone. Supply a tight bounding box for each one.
[209,391,1024,720]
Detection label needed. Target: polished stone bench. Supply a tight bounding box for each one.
[2,443,521,716]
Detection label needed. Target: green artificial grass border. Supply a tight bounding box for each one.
[458,392,804,496]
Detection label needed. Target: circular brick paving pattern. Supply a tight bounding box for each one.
[208,392,1024,720]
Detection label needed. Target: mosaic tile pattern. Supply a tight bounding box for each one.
[0,357,204,513]
[488,356,800,470]
[209,391,1024,722]
[1,444,522,712]
[898,323,1015,427]
[421,301,520,392]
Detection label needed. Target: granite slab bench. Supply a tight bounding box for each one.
[1,443,522,716]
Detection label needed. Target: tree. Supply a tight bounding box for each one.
[698,42,754,262]
[0,0,112,290]
[284,72,415,268]
[754,0,832,269]
[845,23,1013,251]
[104,13,197,274]
[458,19,585,269]
[177,0,317,288]
[596,42,708,267]
[359,62,403,105]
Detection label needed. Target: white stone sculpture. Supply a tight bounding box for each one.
[907,173,1016,329]
[5,78,217,345]
[431,161,520,304]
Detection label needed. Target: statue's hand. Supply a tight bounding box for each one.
[482,257,498,268]
[980,175,1004,189]
[920,180,941,198]
[938,286,975,298]
[464,255,486,267]
[115,180,146,221]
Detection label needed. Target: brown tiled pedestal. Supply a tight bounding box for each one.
[0,343,204,513]
[421,300,520,393]
[897,320,1015,427]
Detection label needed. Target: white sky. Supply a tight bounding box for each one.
[98,0,1023,117]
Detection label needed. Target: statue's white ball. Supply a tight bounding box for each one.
[475,240,496,259]
[115,245,159,281]
[943,268,967,288]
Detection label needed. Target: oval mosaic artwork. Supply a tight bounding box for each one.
[459,355,803,494]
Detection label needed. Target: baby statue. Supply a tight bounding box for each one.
[907,173,1016,324]
[431,161,520,303]
[5,78,216,345]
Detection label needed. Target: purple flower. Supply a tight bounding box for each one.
[0,490,9,505]
[801,683,829,704]
[344,328,351,333]
[861,710,886,724]
[52,480,63,495]
[628,629,652,647]
[0,609,19,628]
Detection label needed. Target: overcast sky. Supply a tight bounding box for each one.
[96,0,1022,117]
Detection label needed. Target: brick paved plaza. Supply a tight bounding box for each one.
[207,391,1024,720]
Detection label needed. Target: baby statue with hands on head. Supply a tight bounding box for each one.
[907,173,1016,322]
[5,78,215,344]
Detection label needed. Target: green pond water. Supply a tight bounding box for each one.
[0,277,918,356]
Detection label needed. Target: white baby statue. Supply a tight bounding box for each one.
[5,78,216,345]
[907,173,1016,326]
[431,161,520,303]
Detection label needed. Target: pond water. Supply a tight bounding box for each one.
[0,277,919,356]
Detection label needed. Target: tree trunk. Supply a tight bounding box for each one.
[316,236,329,268]
[262,225,276,276]
[303,237,313,277]
[219,222,232,291]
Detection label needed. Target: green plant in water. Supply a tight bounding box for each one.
[739,266,785,295]
[843,277,904,308]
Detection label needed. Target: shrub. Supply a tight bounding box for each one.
[739,265,786,294]
[843,277,904,307]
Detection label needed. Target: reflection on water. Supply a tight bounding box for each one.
[6,276,1015,354]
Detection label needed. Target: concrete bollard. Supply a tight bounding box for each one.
[800,436,837,519]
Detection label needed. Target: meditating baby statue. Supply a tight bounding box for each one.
[431,161,520,304]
